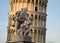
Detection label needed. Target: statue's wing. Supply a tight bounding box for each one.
[26,20,32,26]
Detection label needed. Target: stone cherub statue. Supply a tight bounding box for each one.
[12,8,27,29]
[12,7,33,37]
[20,16,33,36]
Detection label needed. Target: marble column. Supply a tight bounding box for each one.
[37,30,38,43]
[36,15,38,27]
[34,30,36,43]
[37,15,38,27]
[32,29,34,42]
[22,0,24,8]
[36,30,37,43]
[32,15,34,27]
[42,33,44,43]
[38,0,39,12]
[38,30,40,43]
[41,16,42,28]
[40,31,42,43]
[43,34,45,43]
[26,0,28,8]
[34,0,36,11]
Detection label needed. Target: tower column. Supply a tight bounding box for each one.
[38,0,39,12]
[39,15,41,27]
[18,0,20,11]
[37,15,38,27]
[19,0,21,10]
[22,0,24,8]
[15,0,17,11]
[42,33,44,43]
[26,0,28,8]
[37,15,40,27]
[36,30,38,43]
[33,15,34,27]
[41,15,42,28]
[30,0,32,2]
[32,29,34,42]
[34,30,37,43]
[44,17,46,28]
[43,34,45,43]
[34,0,36,11]
[16,0,19,11]
[42,31,46,43]
[40,31,42,43]
[38,30,40,43]
[36,15,38,27]
[15,1,16,11]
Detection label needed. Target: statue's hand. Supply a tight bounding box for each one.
[20,24,25,28]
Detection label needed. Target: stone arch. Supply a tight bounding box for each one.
[35,7,38,11]
[15,0,18,3]
[36,0,38,5]
[13,0,15,3]
[32,0,34,3]
[31,14,33,17]
[42,16,44,20]
[44,16,46,21]
[42,1,45,5]
[30,29,33,33]
[42,1,45,12]
[35,15,37,19]
[39,0,41,4]
[39,15,41,19]
[28,0,30,3]
[38,30,40,34]
[30,29,33,36]
[34,29,37,34]
[41,30,43,34]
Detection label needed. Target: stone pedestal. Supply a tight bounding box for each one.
[6,34,33,43]
[7,41,33,43]
[14,34,31,42]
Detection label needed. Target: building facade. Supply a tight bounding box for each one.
[7,0,48,43]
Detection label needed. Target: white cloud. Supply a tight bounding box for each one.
[46,32,60,43]
[46,41,54,43]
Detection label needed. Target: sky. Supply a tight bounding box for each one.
[0,0,60,43]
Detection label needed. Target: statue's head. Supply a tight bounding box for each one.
[23,7,28,13]
[24,7,28,11]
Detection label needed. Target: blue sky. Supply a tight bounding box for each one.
[0,0,60,43]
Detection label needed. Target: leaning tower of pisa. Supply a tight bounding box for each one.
[7,0,48,43]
